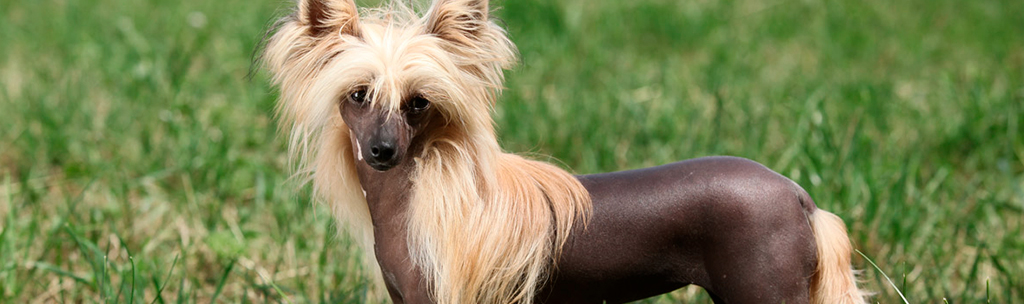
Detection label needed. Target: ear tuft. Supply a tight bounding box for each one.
[422,0,517,94]
[299,0,360,37]
[425,0,491,47]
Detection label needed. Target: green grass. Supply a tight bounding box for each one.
[1,0,1021,302]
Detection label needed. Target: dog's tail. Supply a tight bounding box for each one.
[809,209,868,304]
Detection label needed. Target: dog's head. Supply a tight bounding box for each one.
[265,0,516,172]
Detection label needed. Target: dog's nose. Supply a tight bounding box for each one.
[370,142,396,163]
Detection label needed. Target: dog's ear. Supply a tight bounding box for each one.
[425,0,491,47]
[423,0,516,94]
[298,0,360,37]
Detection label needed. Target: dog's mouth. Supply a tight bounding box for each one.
[368,160,399,172]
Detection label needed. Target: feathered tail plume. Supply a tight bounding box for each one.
[809,210,869,304]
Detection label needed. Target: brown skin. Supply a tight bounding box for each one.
[540,158,819,303]
[341,94,819,303]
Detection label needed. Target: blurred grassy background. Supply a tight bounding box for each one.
[1,0,1021,302]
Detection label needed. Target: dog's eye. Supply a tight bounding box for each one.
[409,96,430,112]
[349,89,368,104]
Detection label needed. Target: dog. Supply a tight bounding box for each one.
[262,0,868,303]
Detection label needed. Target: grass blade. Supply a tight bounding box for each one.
[209,258,237,303]
[857,249,909,304]
[31,261,92,285]
[150,253,179,304]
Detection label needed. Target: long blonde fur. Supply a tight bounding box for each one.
[262,0,384,296]
[263,1,591,303]
[809,210,869,304]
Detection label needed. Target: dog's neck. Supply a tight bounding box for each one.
[354,145,442,296]
[352,155,425,296]
[353,159,415,231]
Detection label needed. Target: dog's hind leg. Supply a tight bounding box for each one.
[699,225,817,304]
[695,172,820,303]
[702,257,813,303]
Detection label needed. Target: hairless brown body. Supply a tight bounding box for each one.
[543,158,819,303]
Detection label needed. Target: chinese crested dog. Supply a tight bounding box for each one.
[262,0,868,303]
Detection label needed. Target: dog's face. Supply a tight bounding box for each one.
[339,82,442,171]
[329,8,472,172]
[265,0,516,171]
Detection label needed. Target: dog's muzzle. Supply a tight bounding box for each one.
[367,140,399,171]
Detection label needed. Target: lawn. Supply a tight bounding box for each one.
[1,0,1022,302]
